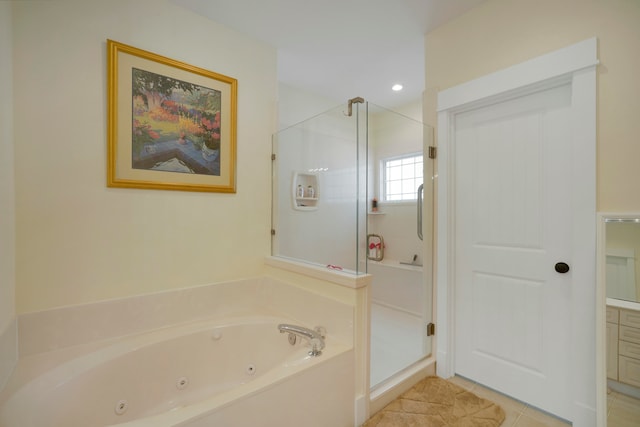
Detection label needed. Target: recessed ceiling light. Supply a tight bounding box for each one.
[392,84,403,91]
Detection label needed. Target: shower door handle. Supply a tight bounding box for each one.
[417,184,424,241]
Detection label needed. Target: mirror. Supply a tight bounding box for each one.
[605,218,640,304]
[598,214,640,427]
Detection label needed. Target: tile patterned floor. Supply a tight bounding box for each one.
[363,376,505,427]
[447,376,571,427]
[450,376,640,426]
[607,388,640,427]
[370,304,640,426]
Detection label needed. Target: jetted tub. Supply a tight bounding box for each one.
[0,315,354,427]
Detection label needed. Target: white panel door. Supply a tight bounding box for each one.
[454,83,574,420]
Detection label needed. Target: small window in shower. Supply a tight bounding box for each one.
[382,153,423,202]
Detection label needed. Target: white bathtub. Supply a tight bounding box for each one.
[0,278,356,427]
[0,315,353,427]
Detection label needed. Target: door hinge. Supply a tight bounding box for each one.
[271,229,276,236]
[426,322,435,336]
[271,153,276,161]
[428,146,437,159]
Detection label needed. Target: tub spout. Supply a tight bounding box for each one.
[278,324,326,356]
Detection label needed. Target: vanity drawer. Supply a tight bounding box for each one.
[620,325,640,345]
[607,307,619,324]
[620,309,640,329]
[620,340,640,360]
[619,355,640,388]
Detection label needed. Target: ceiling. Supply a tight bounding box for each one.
[172,0,485,109]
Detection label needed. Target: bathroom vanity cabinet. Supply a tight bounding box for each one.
[607,306,640,387]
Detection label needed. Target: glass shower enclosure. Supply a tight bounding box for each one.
[271,99,433,389]
[271,101,367,273]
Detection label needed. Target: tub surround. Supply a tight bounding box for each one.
[1,316,353,427]
[1,276,356,426]
[265,255,371,289]
[17,276,353,358]
[5,276,354,389]
[265,257,373,425]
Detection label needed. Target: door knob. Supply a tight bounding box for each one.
[555,262,570,273]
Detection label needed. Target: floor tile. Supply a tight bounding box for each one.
[608,392,640,427]
[363,376,505,427]
[451,376,572,427]
[469,383,527,414]
[521,406,570,427]
[447,375,475,391]
[513,413,554,427]
[500,407,524,427]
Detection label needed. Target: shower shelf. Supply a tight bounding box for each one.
[294,197,318,210]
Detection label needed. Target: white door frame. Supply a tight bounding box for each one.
[435,38,598,424]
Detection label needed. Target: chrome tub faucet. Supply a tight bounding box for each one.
[278,324,326,356]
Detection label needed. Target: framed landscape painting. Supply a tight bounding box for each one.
[107,39,237,192]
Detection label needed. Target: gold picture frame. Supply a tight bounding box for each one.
[107,40,237,192]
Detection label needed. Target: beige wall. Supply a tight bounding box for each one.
[277,82,339,130]
[0,1,17,387]
[0,1,15,331]
[424,0,640,211]
[12,0,277,313]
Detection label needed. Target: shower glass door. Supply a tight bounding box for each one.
[364,102,434,389]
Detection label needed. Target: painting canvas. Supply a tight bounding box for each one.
[132,68,223,175]
[107,40,237,192]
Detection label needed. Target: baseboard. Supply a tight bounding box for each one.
[354,394,369,426]
[608,379,640,399]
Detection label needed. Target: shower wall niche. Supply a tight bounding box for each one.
[292,172,318,210]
